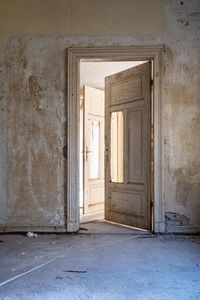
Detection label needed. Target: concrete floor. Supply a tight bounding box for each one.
[0,221,200,300]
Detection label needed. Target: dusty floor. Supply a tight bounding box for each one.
[0,221,200,300]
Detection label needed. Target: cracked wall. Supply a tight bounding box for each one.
[0,0,199,231]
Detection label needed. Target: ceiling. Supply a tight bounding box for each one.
[80,61,146,90]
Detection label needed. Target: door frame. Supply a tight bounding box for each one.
[67,46,164,233]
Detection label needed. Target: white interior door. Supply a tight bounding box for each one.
[83,85,105,214]
[105,62,151,230]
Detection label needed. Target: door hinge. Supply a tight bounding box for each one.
[150,79,154,86]
[63,145,68,160]
[105,147,109,161]
[150,200,154,208]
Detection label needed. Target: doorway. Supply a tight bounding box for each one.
[67,47,164,233]
[79,61,149,227]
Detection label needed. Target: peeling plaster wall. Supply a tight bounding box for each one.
[0,0,199,231]
[163,1,200,230]
[4,38,67,227]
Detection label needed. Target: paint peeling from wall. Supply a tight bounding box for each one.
[165,212,190,227]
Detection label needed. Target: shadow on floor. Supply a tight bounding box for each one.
[79,220,151,235]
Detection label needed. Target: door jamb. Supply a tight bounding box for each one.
[67,46,165,233]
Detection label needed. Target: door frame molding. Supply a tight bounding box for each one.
[67,46,165,233]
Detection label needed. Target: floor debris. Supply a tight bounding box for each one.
[136,235,155,238]
[79,227,88,231]
[63,270,87,273]
[26,232,38,238]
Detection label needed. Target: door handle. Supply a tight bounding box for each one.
[85,146,90,162]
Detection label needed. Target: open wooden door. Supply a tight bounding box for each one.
[105,62,151,230]
[83,85,105,214]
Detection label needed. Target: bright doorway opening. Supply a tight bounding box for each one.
[79,61,150,227]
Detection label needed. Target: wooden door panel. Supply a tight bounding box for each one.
[89,186,104,204]
[84,85,105,214]
[105,62,151,230]
[110,77,142,105]
[127,108,143,182]
[110,190,144,215]
[89,98,104,116]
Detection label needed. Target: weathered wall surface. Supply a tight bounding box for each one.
[0,0,167,62]
[163,1,200,230]
[4,38,67,227]
[0,0,199,231]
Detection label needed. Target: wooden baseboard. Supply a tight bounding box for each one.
[165,225,200,234]
[1,224,199,234]
[0,225,67,233]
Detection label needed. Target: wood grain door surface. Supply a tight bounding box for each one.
[83,85,105,214]
[105,62,151,229]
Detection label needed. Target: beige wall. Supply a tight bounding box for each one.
[0,0,199,232]
[0,0,166,62]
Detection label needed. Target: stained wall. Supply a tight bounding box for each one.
[0,0,199,231]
